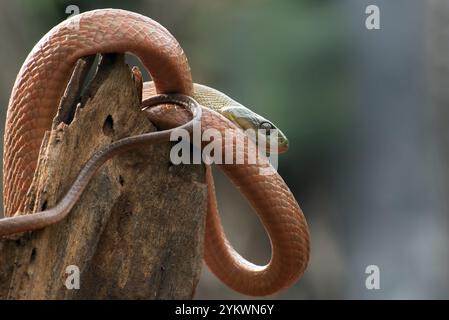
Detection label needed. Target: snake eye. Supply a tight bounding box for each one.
[259,121,274,133]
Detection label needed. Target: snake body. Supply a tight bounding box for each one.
[1,9,310,296]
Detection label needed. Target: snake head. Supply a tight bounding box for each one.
[192,83,289,153]
[221,106,289,154]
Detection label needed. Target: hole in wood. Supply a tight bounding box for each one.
[41,200,48,211]
[103,115,114,136]
[30,248,37,263]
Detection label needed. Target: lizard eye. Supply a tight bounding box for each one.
[259,121,274,133]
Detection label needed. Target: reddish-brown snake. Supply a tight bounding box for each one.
[0,9,310,296]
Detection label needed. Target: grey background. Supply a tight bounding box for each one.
[0,0,447,299]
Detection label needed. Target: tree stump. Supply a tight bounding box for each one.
[0,54,207,299]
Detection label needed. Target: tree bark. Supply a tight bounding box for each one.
[0,54,207,299]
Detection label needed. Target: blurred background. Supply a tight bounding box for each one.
[0,0,447,299]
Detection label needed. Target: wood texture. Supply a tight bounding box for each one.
[0,54,207,299]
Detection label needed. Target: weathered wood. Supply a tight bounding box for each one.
[0,54,207,299]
